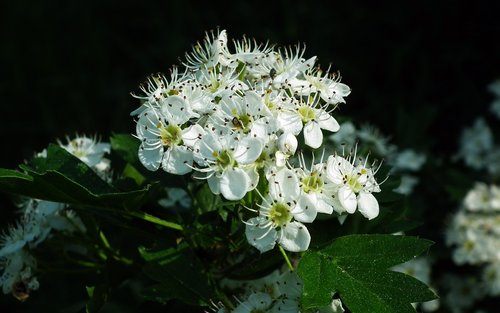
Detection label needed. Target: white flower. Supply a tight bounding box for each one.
[209,91,275,138]
[184,29,231,70]
[457,118,494,170]
[0,250,38,296]
[58,135,111,169]
[464,182,500,212]
[329,121,357,147]
[393,175,419,195]
[233,292,273,313]
[252,45,316,86]
[245,168,313,253]
[277,94,340,149]
[158,188,192,209]
[391,149,426,172]
[326,153,381,220]
[130,68,187,116]
[292,153,337,215]
[482,261,500,296]
[194,131,263,200]
[136,104,203,174]
[290,67,351,104]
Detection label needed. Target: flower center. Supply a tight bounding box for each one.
[302,171,324,193]
[231,114,253,132]
[212,149,235,169]
[264,89,276,110]
[346,174,363,193]
[298,105,315,123]
[158,124,182,146]
[268,202,293,227]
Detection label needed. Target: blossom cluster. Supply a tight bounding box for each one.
[446,182,500,296]
[131,29,383,253]
[0,135,110,299]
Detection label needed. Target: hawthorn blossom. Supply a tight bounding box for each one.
[135,100,203,174]
[245,168,313,252]
[193,130,263,200]
[326,153,381,220]
[277,94,340,149]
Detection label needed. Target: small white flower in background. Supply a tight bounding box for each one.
[442,274,487,313]
[326,153,381,220]
[391,149,426,172]
[393,175,419,195]
[329,121,357,147]
[0,198,86,299]
[482,260,500,296]
[357,124,395,156]
[0,250,38,297]
[221,269,304,313]
[456,118,494,170]
[158,188,192,210]
[57,134,113,181]
[58,135,111,169]
[463,182,500,212]
[488,79,500,119]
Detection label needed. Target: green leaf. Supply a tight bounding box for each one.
[110,133,141,166]
[0,144,155,209]
[141,244,213,306]
[297,234,436,312]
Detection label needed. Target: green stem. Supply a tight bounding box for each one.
[279,245,294,271]
[127,211,183,231]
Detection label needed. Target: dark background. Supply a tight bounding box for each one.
[1,0,499,169]
[1,0,500,311]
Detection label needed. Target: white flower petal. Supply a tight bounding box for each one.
[292,196,317,223]
[357,192,380,220]
[268,168,300,202]
[245,91,271,116]
[303,121,323,149]
[138,142,163,171]
[279,222,311,252]
[278,111,303,135]
[162,146,193,175]
[338,186,357,214]
[243,166,260,191]
[278,132,298,155]
[234,137,263,165]
[220,168,250,200]
[207,174,221,195]
[317,111,340,132]
[245,217,277,253]
[161,95,196,125]
[309,193,334,215]
[181,124,205,148]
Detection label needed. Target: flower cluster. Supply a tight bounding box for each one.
[446,182,500,296]
[0,135,109,298]
[132,29,383,253]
